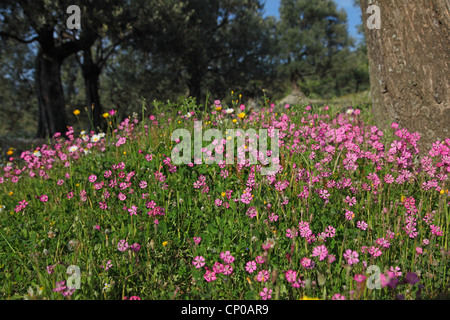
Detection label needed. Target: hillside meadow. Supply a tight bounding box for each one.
[0,97,449,300]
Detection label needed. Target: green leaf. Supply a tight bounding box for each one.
[245,290,256,300]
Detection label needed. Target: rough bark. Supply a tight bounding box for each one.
[81,49,103,132]
[360,0,450,153]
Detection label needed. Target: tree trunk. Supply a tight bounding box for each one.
[290,70,301,94]
[35,49,68,138]
[81,49,104,132]
[360,0,450,153]
[188,69,202,103]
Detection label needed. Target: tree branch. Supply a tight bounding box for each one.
[0,31,38,44]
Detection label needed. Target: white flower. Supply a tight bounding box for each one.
[82,135,89,142]
[33,150,41,157]
[346,108,354,114]
[98,132,106,138]
[103,283,111,291]
[80,130,86,135]
[185,113,191,118]
[0,205,5,213]
[225,108,234,114]
[69,146,78,152]
[91,134,100,143]
[83,149,91,155]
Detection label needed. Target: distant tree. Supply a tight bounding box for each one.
[0,38,37,136]
[0,0,135,137]
[277,0,352,96]
[131,0,276,103]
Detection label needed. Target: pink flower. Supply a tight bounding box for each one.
[223,264,233,275]
[368,246,382,257]
[285,270,297,283]
[354,274,366,283]
[416,247,423,254]
[343,249,359,265]
[256,270,270,283]
[193,237,201,244]
[312,245,328,261]
[53,280,67,292]
[345,210,355,220]
[130,243,141,252]
[94,225,101,231]
[88,175,97,183]
[39,195,48,202]
[128,296,141,300]
[213,262,224,274]
[101,260,113,271]
[204,270,217,282]
[128,205,138,216]
[260,287,272,300]
[117,239,129,252]
[246,206,257,218]
[47,265,55,274]
[192,256,205,269]
[300,257,314,269]
[245,261,257,273]
[332,293,346,300]
[390,266,402,277]
[139,181,148,189]
[255,255,265,264]
[220,251,235,264]
[357,221,368,231]
[327,254,336,264]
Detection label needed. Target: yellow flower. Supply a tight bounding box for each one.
[232,119,237,124]
[239,94,242,99]
[216,106,222,111]
[440,189,445,195]
[162,241,168,247]
[73,109,80,116]
[401,195,405,202]
[8,191,13,196]
[6,150,13,156]
[221,192,226,197]
[102,113,109,118]
[300,295,320,300]
[237,112,246,119]
[123,151,126,155]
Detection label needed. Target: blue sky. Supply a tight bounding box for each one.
[263,0,363,43]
